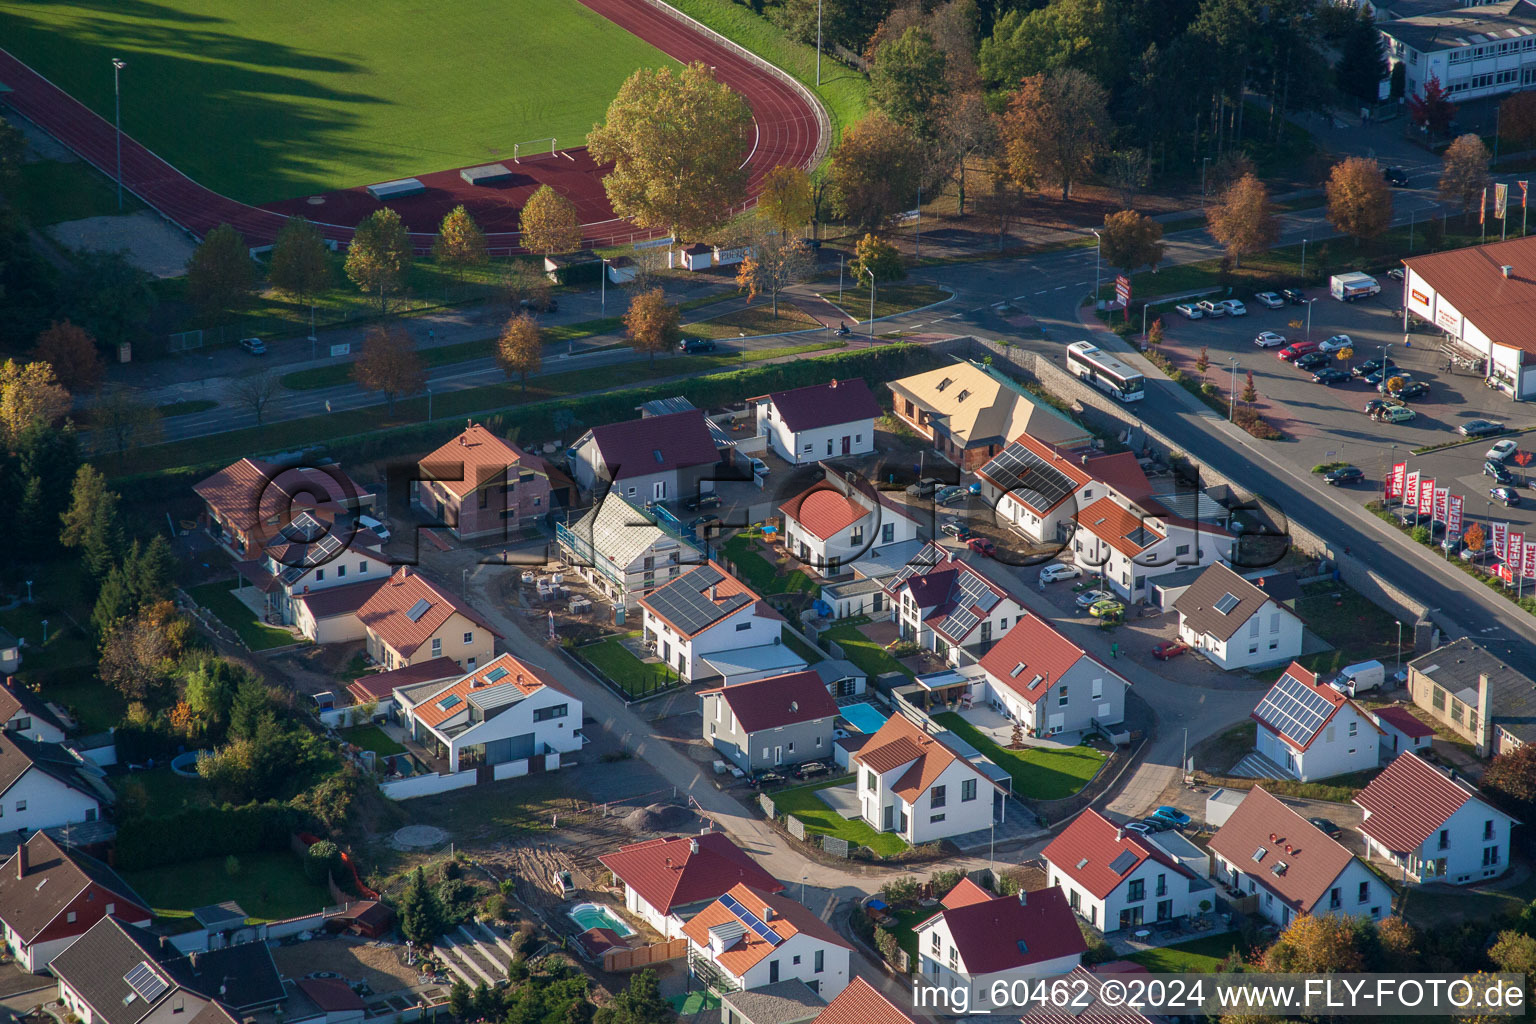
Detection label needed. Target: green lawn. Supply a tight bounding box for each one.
[781,628,824,665]
[819,620,912,681]
[123,850,333,923]
[28,671,127,736]
[579,633,679,697]
[933,713,1105,801]
[120,767,215,818]
[342,724,407,757]
[721,533,819,597]
[771,775,909,857]
[819,284,952,321]
[683,303,821,340]
[0,0,678,202]
[13,159,145,225]
[889,906,933,969]
[1125,932,1246,973]
[157,399,219,418]
[0,602,94,675]
[186,579,301,651]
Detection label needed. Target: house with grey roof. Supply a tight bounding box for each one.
[721,979,826,1024]
[1407,637,1536,756]
[558,493,706,611]
[1173,563,1303,671]
[1381,0,1536,103]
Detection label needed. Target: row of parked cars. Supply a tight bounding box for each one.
[1175,289,1306,321]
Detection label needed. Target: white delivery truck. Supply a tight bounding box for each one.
[1329,660,1386,697]
[1330,272,1381,302]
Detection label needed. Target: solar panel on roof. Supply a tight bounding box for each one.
[1214,592,1241,614]
[1253,671,1335,747]
[1108,850,1137,875]
[648,567,748,634]
[980,441,1079,512]
[406,598,432,622]
[941,606,980,638]
[719,892,783,946]
[125,962,168,1003]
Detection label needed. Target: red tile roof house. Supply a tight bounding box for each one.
[1041,809,1208,932]
[359,566,500,672]
[852,714,1007,844]
[682,883,852,998]
[230,509,393,641]
[393,652,582,776]
[1354,751,1517,885]
[977,613,1130,738]
[334,657,462,728]
[977,433,1145,547]
[0,832,151,973]
[1369,706,1434,758]
[569,408,729,504]
[813,977,920,1024]
[885,543,1025,665]
[750,379,882,466]
[913,881,1085,1009]
[192,458,375,558]
[779,467,920,576]
[1251,662,1382,782]
[1208,786,1392,929]
[699,670,839,772]
[599,832,784,939]
[1068,477,1235,605]
[639,563,787,685]
[415,422,553,541]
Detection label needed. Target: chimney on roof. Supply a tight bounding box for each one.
[711,583,719,601]
[665,857,673,869]
[790,701,799,714]
[1477,673,1493,754]
[763,906,774,920]
[189,951,200,973]
[1116,827,1126,841]
[1081,455,1089,466]
[15,838,26,880]
[1017,888,1028,906]
[690,838,699,855]
[1503,265,1515,279]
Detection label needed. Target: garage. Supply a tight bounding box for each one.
[1403,237,1536,400]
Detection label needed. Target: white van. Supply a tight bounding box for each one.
[1329,660,1386,696]
[357,515,390,544]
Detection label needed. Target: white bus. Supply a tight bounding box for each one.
[1066,340,1145,402]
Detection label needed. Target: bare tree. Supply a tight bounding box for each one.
[227,369,282,426]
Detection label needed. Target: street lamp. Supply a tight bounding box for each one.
[864,267,876,340]
[1304,297,1317,341]
[1090,228,1102,305]
[1300,237,1308,278]
[1228,358,1240,421]
[1201,156,1211,196]
[426,387,433,423]
[112,58,126,210]
[1395,619,1403,674]
[816,0,823,86]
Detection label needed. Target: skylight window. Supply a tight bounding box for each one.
[654,449,665,463]
[406,598,432,622]
[486,667,509,682]
[1252,847,1267,863]
[1010,663,1026,678]
[936,378,953,392]
[1214,593,1241,614]
[437,694,463,712]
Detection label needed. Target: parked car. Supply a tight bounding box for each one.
[1363,398,1398,416]
[1089,598,1125,619]
[521,297,559,313]
[1075,588,1113,609]
[934,485,967,506]
[356,514,391,543]
[1279,341,1320,361]
[1138,817,1175,832]
[966,536,996,557]
[906,477,942,498]
[1313,367,1352,385]
[1175,302,1204,320]
[1197,300,1226,317]
[1220,299,1248,316]
[940,516,970,540]
[1324,466,1364,485]
[1254,291,1285,309]
[750,457,769,478]
[1461,419,1507,437]
[680,338,717,353]
[1151,806,1192,827]
[1308,816,1342,837]
[792,761,830,779]
[1377,405,1417,424]
[1384,167,1409,186]
[239,337,267,355]
[1318,334,1353,353]
[1492,485,1522,507]
[1281,288,1306,304]
[1485,460,1516,484]
[1395,381,1430,401]
[1488,438,1520,462]
[1365,369,1412,387]
[1294,351,1331,370]
[1151,640,1188,660]
[1254,331,1287,348]
[1039,563,1082,583]
[1352,358,1397,378]
[1377,374,1416,394]
[1125,821,1156,835]
[685,492,722,511]
[1387,268,1406,282]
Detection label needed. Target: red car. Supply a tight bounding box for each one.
[966,536,996,557]
[1278,341,1319,362]
[1151,640,1189,660]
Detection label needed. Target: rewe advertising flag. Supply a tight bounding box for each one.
[1446,494,1464,537]
[1495,522,1510,560]
[1524,541,1536,581]
[1419,478,1436,516]
[1510,532,1524,578]
[1405,470,1422,508]
[1388,461,1407,499]
[1434,487,1449,523]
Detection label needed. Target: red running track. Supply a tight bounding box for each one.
[0,0,823,253]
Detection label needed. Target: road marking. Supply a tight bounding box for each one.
[1054,285,1066,291]
[1034,290,1047,296]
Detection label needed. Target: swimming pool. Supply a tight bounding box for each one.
[568,902,635,937]
[839,702,889,734]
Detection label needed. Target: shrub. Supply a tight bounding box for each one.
[874,927,900,963]
[114,801,307,871]
[305,839,340,885]
[879,876,921,908]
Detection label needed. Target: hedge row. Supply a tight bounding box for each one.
[115,801,307,871]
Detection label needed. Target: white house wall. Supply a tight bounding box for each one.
[1256,704,1379,781]
[735,932,850,999]
[1046,856,1199,932]
[647,606,784,683]
[0,771,100,834]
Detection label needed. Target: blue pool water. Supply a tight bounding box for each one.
[568,902,635,937]
[839,702,889,734]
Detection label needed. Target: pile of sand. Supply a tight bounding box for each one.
[622,802,692,832]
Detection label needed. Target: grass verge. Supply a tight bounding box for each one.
[157,399,219,418]
[185,580,301,651]
[932,712,1105,801]
[1125,932,1247,972]
[342,724,408,757]
[819,283,951,321]
[721,533,819,597]
[579,633,680,697]
[124,850,332,923]
[818,619,912,681]
[683,303,821,339]
[771,775,909,856]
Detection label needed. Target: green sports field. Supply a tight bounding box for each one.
[0,0,679,203]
